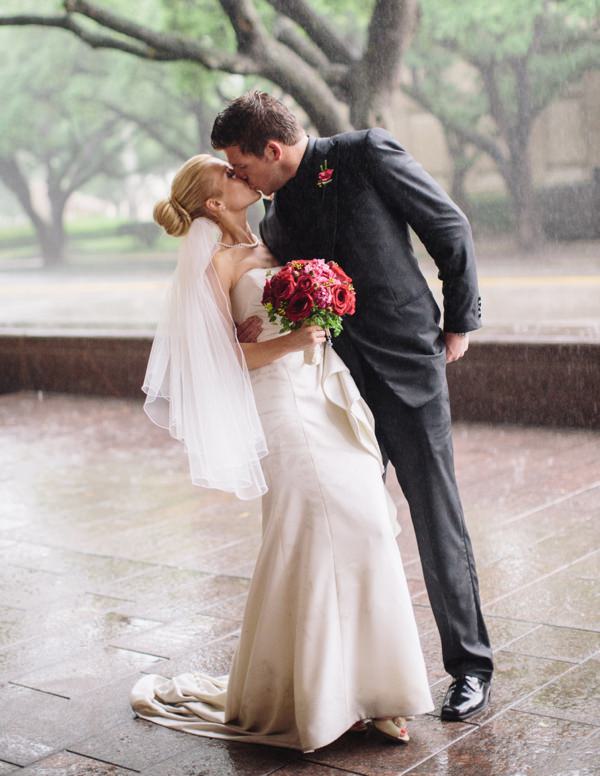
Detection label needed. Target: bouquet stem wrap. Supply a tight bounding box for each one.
[304,326,331,365]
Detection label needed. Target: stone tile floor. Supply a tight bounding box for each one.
[0,390,598,775]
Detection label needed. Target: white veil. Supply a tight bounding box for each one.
[142,217,268,500]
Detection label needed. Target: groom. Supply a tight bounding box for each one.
[211,91,493,721]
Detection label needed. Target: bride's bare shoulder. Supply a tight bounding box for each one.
[212,244,278,292]
[211,248,237,291]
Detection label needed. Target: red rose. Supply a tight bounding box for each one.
[344,289,356,315]
[330,262,352,284]
[286,291,314,322]
[331,285,350,315]
[270,270,296,304]
[296,274,314,292]
[261,277,273,305]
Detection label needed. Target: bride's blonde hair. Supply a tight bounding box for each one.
[154,154,222,237]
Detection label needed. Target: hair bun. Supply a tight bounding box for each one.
[153,196,192,237]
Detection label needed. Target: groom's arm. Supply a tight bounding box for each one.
[364,128,482,334]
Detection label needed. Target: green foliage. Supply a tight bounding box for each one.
[296,0,375,40]
[468,192,515,235]
[411,0,600,123]
[406,0,600,208]
[417,0,547,59]
[266,299,344,337]
[0,28,143,181]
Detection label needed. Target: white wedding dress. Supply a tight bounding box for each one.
[130,266,434,752]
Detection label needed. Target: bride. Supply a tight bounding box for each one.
[129,153,434,753]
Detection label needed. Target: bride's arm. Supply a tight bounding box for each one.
[238,338,294,370]
[239,326,327,370]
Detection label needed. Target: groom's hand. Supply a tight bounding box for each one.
[236,316,263,343]
[444,332,469,363]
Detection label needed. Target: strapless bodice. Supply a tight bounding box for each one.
[228,265,397,532]
[230,266,285,343]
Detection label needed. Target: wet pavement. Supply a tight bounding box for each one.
[1,239,599,342]
[0,390,599,774]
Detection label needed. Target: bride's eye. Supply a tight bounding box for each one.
[226,168,236,179]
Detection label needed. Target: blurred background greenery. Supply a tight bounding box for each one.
[0,1,598,291]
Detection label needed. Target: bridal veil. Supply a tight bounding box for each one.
[142,217,268,500]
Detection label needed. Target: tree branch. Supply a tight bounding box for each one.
[219,0,351,134]
[362,0,418,93]
[51,116,123,185]
[349,0,418,125]
[217,0,266,53]
[99,101,193,161]
[403,79,509,174]
[0,1,352,135]
[273,16,330,71]
[65,134,131,194]
[479,61,513,137]
[263,0,355,64]
[62,0,257,71]
[0,155,46,230]
[0,13,180,60]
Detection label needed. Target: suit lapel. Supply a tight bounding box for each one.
[263,135,340,261]
[315,138,340,261]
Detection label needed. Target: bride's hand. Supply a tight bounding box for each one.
[286,324,327,352]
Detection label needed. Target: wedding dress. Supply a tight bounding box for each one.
[129,266,434,752]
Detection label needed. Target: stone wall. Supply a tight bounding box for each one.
[1,333,598,430]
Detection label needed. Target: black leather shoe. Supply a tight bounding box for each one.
[441,674,491,721]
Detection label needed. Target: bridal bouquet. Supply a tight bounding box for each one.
[261,258,356,365]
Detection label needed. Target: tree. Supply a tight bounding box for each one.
[0,0,419,134]
[404,0,600,249]
[0,27,151,265]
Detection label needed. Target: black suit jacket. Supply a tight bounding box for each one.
[259,128,482,407]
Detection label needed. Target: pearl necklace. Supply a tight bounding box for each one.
[218,235,260,249]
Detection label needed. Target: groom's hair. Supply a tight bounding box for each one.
[211,90,303,156]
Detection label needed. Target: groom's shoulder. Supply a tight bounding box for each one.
[332,128,369,144]
[329,127,405,155]
[329,128,369,151]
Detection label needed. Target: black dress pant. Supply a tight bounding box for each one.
[358,354,494,681]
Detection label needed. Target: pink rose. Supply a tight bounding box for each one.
[313,285,333,308]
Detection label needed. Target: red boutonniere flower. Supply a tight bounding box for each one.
[317,159,334,188]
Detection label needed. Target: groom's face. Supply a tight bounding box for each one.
[223,143,284,197]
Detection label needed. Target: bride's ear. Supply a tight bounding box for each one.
[205,197,225,215]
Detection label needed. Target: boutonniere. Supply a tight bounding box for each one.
[316,159,334,188]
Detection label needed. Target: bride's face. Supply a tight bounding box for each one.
[223,144,282,197]
[209,159,262,212]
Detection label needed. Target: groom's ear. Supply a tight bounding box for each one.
[264,141,283,162]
